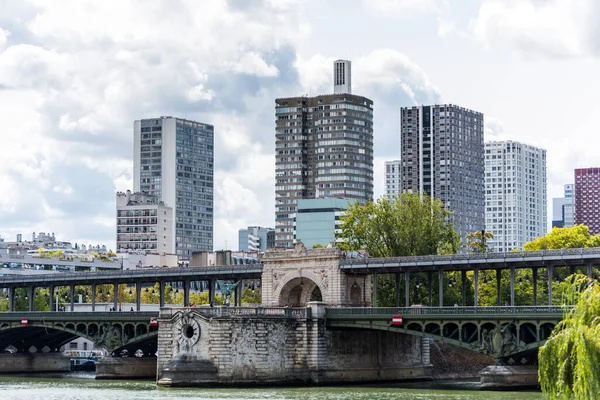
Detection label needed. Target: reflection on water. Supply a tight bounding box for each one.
[0,374,543,400]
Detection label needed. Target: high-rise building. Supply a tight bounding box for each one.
[116,190,174,254]
[552,184,574,229]
[384,160,402,200]
[133,116,214,259]
[294,198,351,248]
[400,104,484,240]
[238,226,275,252]
[484,141,547,252]
[274,60,373,247]
[575,168,600,234]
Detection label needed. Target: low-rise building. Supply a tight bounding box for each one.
[238,226,275,252]
[116,190,174,254]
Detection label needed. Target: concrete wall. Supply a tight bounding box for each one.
[156,304,429,387]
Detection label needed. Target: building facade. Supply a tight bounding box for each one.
[238,226,275,252]
[552,184,574,229]
[275,60,373,247]
[484,141,547,252]
[384,160,402,200]
[575,168,600,235]
[133,116,214,258]
[116,190,174,254]
[294,198,351,248]
[400,104,485,240]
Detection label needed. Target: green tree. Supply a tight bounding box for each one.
[524,224,600,251]
[539,274,600,399]
[465,230,494,253]
[339,193,460,257]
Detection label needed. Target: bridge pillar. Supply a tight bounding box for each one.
[510,267,515,306]
[208,279,215,305]
[48,284,55,311]
[69,285,75,311]
[438,270,443,306]
[427,271,433,306]
[496,269,501,306]
[473,269,479,306]
[372,273,378,307]
[159,281,165,308]
[9,287,14,312]
[461,270,467,306]
[136,281,141,311]
[113,283,118,311]
[404,271,410,307]
[586,264,593,278]
[183,280,190,307]
[235,279,243,306]
[91,283,96,311]
[395,273,400,307]
[532,267,537,306]
[548,266,553,305]
[27,286,34,311]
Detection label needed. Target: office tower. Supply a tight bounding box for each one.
[133,116,214,258]
[238,226,275,252]
[116,190,174,254]
[552,184,574,229]
[400,104,484,240]
[384,160,402,200]
[485,141,547,252]
[575,168,600,235]
[274,60,373,247]
[295,198,351,248]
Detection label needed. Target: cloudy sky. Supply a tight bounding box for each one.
[1,0,598,251]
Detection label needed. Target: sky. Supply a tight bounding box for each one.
[1,0,599,251]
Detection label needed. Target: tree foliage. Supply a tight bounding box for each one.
[465,230,494,253]
[339,193,460,257]
[539,274,600,399]
[524,225,600,251]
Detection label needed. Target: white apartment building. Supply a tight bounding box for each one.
[485,141,547,252]
[116,190,174,254]
[384,160,402,199]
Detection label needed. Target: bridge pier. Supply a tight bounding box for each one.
[480,365,539,390]
[156,303,430,387]
[0,353,70,374]
[96,357,157,380]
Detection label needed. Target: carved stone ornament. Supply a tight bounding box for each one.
[318,269,329,289]
[475,323,520,357]
[93,323,124,351]
[175,309,201,352]
[272,271,281,292]
[293,240,307,256]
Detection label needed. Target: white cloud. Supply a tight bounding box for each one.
[473,0,596,57]
[366,0,440,17]
[0,28,9,51]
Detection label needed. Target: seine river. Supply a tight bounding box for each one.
[0,374,543,400]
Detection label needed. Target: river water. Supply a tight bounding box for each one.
[0,373,543,400]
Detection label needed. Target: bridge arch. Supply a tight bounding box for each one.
[274,270,328,307]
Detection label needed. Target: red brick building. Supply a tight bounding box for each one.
[574,167,600,235]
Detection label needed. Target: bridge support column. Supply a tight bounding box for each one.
[28,286,34,311]
[136,281,141,311]
[209,279,215,305]
[183,280,190,307]
[510,267,515,306]
[427,271,433,306]
[438,270,444,306]
[372,273,378,307]
[548,266,553,305]
[532,267,537,306]
[70,285,75,311]
[404,272,410,307]
[235,280,243,306]
[586,264,593,278]
[159,281,165,308]
[496,269,501,306]
[113,283,118,311]
[394,273,400,307]
[461,270,467,306]
[473,269,479,307]
[9,287,14,312]
[91,283,96,311]
[48,284,55,311]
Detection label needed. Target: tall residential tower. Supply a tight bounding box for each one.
[384,160,402,199]
[400,104,485,240]
[133,116,214,258]
[575,168,600,235]
[485,141,547,252]
[275,60,373,247]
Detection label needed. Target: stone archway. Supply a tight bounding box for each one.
[278,277,323,307]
